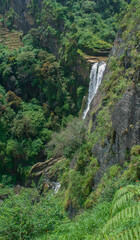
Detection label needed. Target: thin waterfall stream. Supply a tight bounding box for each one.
[82,61,106,119]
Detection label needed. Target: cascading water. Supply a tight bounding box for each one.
[82,61,106,119]
[53,182,61,194]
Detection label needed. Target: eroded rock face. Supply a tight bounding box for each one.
[110,29,124,58]
[112,87,140,148]
[27,157,63,190]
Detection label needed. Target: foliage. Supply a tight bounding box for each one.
[0,87,53,183]
[104,227,140,240]
[102,184,140,239]
[0,188,66,240]
[3,7,20,29]
[131,145,140,156]
[0,183,139,240]
[0,37,83,115]
[22,0,130,68]
[112,185,140,215]
[34,183,140,240]
[47,118,86,158]
[0,1,139,240]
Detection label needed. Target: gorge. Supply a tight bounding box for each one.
[0,0,139,239]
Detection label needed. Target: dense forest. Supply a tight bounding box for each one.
[0,0,140,239]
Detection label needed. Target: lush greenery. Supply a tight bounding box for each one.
[23,0,132,71]
[0,0,137,184]
[0,179,139,239]
[0,0,140,240]
[0,187,67,239]
[1,0,131,63]
[0,37,87,183]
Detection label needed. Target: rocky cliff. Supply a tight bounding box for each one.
[88,4,140,184]
[0,0,42,31]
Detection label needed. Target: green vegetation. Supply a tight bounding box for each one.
[0,187,67,240]
[0,180,139,239]
[0,0,130,63]
[0,0,140,240]
[48,118,86,158]
[0,33,87,183]
[37,0,130,66]
[102,185,140,239]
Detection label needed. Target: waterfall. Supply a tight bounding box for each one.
[52,182,61,194]
[82,61,106,119]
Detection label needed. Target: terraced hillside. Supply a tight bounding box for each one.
[0,15,23,50]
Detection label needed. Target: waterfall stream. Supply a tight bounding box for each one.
[53,182,61,194]
[82,61,106,119]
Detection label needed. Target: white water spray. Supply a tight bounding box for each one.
[82,61,106,119]
[52,182,61,194]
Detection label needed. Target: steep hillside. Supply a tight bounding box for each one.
[0,0,129,56]
[27,0,140,207]
[87,0,140,183]
[0,0,131,107]
[0,0,139,240]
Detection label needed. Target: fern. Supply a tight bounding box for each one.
[112,192,134,215]
[113,185,140,203]
[102,203,140,234]
[98,185,140,240]
[104,226,140,240]
[112,185,140,215]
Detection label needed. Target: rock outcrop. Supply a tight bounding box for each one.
[27,157,63,190]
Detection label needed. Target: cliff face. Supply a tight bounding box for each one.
[92,84,140,184]
[0,0,42,31]
[88,2,140,184]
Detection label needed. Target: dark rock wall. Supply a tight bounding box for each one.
[88,29,140,185]
[93,86,140,185]
[112,87,140,153]
[0,0,42,32]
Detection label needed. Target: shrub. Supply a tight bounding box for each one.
[47,118,86,158]
[0,188,66,240]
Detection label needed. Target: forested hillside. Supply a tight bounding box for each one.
[0,0,140,239]
[0,0,131,183]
